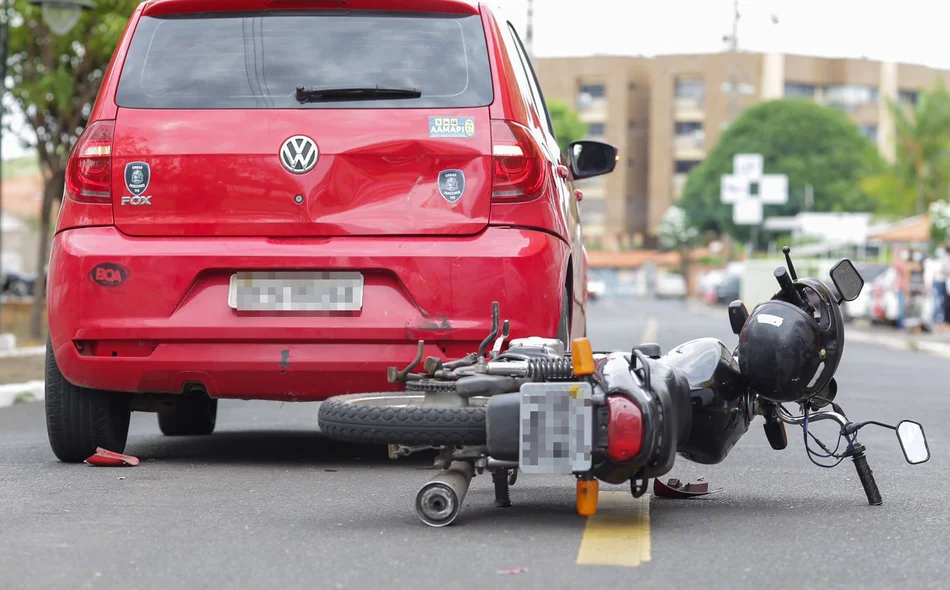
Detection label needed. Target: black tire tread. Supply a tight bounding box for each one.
[318,394,487,446]
[45,340,131,463]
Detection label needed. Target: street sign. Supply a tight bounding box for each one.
[720,153,788,225]
[760,174,788,204]
[720,174,748,204]
[733,153,763,180]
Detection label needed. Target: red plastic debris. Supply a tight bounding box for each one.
[85,448,140,467]
[496,568,528,575]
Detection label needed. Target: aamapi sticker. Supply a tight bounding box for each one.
[429,116,475,138]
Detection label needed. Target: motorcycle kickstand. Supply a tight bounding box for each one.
[492,468,513,508]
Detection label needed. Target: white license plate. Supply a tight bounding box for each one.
[227,271,364,312]
[519,382,593,475]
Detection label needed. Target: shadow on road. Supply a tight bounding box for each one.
[127,430,436,468]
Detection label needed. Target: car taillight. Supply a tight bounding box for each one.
[491,119,547,203]
[65,120,115,204]
[605,395,643,463]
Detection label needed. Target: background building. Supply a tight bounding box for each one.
[533,51,950,250]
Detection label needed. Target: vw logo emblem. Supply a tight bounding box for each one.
[279,135,319,174]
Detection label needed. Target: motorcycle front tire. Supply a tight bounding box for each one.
[317,393,487,446]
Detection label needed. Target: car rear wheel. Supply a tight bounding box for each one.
[45,340,132,463]
[318,394,487,446]
[157,395,217,436]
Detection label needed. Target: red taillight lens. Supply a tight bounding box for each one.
[491,119,547,202]
[65,120,115,204]
[605,395,643,463]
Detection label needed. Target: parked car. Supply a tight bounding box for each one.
[698,270,724,304]
[44,0,619,462]
[842,264,888,321]
[715,274,741,304]
[655,273,688,299]
[586,279,607,301]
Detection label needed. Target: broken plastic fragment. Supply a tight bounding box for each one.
[653,477,721,499]
[85,448,140,467]
[496,568,528,575]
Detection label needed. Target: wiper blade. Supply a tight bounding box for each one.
[295,85,422,103]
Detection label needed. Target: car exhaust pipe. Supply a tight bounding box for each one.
[415,461,475,527]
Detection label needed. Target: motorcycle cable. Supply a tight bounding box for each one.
[782,404,857,468]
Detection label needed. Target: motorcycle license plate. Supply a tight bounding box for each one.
[519,382,593,475]
[227,271,364,312]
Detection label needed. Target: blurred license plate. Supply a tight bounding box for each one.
[519,382,593,475]
[228,271,364,312]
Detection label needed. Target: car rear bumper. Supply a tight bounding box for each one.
[48,226,568,400]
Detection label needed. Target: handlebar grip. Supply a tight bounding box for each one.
[774,267,809,311]
[852,452,883,506]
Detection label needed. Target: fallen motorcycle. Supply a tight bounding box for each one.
[317,248,931,527]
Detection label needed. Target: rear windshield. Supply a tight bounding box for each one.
[116,11,494,109]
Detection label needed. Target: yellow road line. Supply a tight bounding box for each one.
[576,491,652,567]
[575,316,657,567]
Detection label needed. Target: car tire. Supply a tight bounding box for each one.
[45,339,132,463]
[318,394,487,446]
[157,395,217,436]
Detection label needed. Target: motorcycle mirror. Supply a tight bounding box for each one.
[829,259,864,303]
[896,420,930,465]
[728,300,749,335]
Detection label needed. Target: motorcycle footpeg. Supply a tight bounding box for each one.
[764,418,788,450]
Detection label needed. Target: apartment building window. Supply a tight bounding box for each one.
[898,89,918,106]
[784,83,816,98]
[675,160,700,175]
[675,122,703,134]
[859,125,878,140]
[579,83,605,98]
[674,77,705,108]
[823,85,879,110]
[587,122,605,137]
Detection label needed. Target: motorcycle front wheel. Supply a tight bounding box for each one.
[317,394,488,446]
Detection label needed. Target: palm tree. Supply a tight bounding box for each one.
[888,80,950,215]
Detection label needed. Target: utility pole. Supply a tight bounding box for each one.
[525,0,534,55]
[725,0,740,124]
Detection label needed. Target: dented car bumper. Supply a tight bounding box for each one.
[47,226,569,400]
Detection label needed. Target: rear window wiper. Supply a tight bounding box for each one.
[295,85,422,103]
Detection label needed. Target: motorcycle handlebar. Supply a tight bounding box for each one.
[852,449,883,506]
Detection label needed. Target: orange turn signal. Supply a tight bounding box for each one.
[576,478,599,517]
[571,338,595,376]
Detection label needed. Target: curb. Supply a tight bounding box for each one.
[0,345,46,359]
[0,379,45,408]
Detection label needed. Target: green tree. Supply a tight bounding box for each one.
[860,80,950,217]
[547,99,587,156]
[6,0,139,338]
[678,99,886,242]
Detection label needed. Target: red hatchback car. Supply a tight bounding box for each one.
[45,0,618,462]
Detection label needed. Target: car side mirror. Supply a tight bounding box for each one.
[568,140,618,180]
[830,258,864,303]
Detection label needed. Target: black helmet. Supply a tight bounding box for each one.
[737,278,844,404]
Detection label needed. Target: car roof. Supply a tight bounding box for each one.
[142,0,483,17]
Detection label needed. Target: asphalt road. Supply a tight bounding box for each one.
[1,298,947,589]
